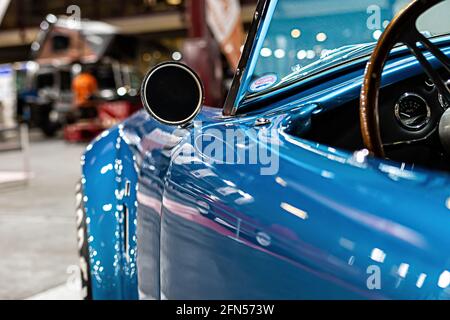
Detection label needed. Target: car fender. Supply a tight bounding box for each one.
[81,125,139,300]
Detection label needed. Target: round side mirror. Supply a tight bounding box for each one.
[141,62,204,126]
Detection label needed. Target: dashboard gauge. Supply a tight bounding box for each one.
[438,80,450,109]
[394,93,431,130]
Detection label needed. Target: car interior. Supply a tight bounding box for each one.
[301,68,450,171]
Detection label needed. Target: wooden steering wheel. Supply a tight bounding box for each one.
[360,0,450,157]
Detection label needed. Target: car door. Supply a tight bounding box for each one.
[156,99,450,300]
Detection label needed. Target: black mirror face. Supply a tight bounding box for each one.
[141,62,204,126]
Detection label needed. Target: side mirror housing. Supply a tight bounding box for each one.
[141,62,204,126]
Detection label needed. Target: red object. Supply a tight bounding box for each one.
[64,121,104,143]
[98,100,140,127]
[186,0,208,38]
[64,99,142,143]
[184,0,223,106]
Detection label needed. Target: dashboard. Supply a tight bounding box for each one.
[379,71,446,147]
[394,92,431,131]
[300,68,450,171]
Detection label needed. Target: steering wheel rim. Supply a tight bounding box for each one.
[360,0,449,158]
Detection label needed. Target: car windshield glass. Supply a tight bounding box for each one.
[244,0,450,98]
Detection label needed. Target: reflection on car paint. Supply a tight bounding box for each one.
[81,46,450,299]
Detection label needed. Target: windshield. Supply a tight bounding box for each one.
[244,0,450,98]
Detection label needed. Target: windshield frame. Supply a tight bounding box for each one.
[223,0,274,116]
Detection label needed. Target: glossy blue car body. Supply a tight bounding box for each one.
[81,0,450,299]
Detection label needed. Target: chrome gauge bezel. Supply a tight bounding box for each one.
[394,92,431,131]
[437,79,450,110]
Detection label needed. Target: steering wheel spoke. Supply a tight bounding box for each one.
[416,30,450,73]
[403,28,450,102]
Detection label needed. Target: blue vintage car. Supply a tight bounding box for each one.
[76,0,450,299]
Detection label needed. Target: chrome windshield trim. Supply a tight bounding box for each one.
[223,0,274,116]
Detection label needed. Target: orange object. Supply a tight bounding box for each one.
[72,72,98,107]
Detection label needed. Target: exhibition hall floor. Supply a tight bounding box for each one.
[0,134,84,299]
